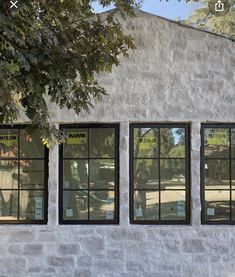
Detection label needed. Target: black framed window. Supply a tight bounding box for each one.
[0,126,48,224]
[59,124,119,224]
[201,124,235,224]
[130,124,190,224]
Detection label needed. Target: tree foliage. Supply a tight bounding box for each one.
[0,0,141,145]
[186,0,235,40]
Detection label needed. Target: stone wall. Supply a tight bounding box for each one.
[3,10,235,277]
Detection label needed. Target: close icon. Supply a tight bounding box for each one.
[10,1,18,9]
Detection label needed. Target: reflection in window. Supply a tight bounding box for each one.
[60,125,119,224]
[0,126,47,223]
[131,124,190,224]
[202,125,235,223]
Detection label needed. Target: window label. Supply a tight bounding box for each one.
[66,132,87,145]
[35,197,43,220]
[106,210,114,220]
[177,200,185,216]
[207,207,215,216]
[135,207,143,217]
[0,134,17,147]
[138,136,157,150]
[66,207,73,217]
[207,132,228,145]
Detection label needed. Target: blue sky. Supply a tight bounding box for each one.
[92,0,202,20]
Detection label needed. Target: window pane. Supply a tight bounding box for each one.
[231,191,235,221]
[20,160,44,189]
[134,190,159,220]
[0,130,18,158]
[204,190,230,221]
[160,128,185,158]
[63,160,88,189]
[160,159,185,189]
[89,191,115,220]
[134,128,158,158]
[204,159,229,189]
[134,159,159,189]
[0,190,18,220]
[232,161,235,189]
[160,191,186,220]
[90,160,115,189]
[0,161,18,189]
[63,190,88,220]
[20,131,44,158]
[231,129,235,157]
[90,128,115,158]
[19,191,44,220]
[204,128,229,158]
[63,129,88,158]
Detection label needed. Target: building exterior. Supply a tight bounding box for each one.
[0,10,234,277]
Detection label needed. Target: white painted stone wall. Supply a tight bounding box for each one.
[2,10,235,277]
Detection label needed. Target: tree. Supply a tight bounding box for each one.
[186,0,235,40]
[0,0,141,145]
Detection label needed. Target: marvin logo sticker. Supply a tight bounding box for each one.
[0,135,17,147]
[66,132,87,145]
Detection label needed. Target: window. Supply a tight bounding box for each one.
[59,124,119,224]
[130,124,190,224]
[201,124,235,224]
[0,126,48,224]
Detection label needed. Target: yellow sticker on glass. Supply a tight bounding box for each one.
[66,132,87,145]
[0,135,17,147]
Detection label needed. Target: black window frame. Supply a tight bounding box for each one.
[201,123,235,225]
[130,123,191,225]
[0,125,48,224]
[59,124,119,225]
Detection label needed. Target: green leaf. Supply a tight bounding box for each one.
[5,61,20,74]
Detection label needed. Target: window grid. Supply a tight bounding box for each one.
[130,123,190,225]
[201,124,235,224]
[59,124,119,224]
[0,125,48,224]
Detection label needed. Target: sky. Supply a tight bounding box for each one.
[92,0,203,20]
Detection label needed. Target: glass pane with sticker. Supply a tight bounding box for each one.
[160,190,186,220]
[0,129,18,158]
[205,190,230,221]
[63,129,88,158]
[134,190,159,220]
[63,190,88,220]
[134,128,158,158]
[19,190,44,220]
[204,128,229,158]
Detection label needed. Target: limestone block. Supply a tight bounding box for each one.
[182,239,205,253]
